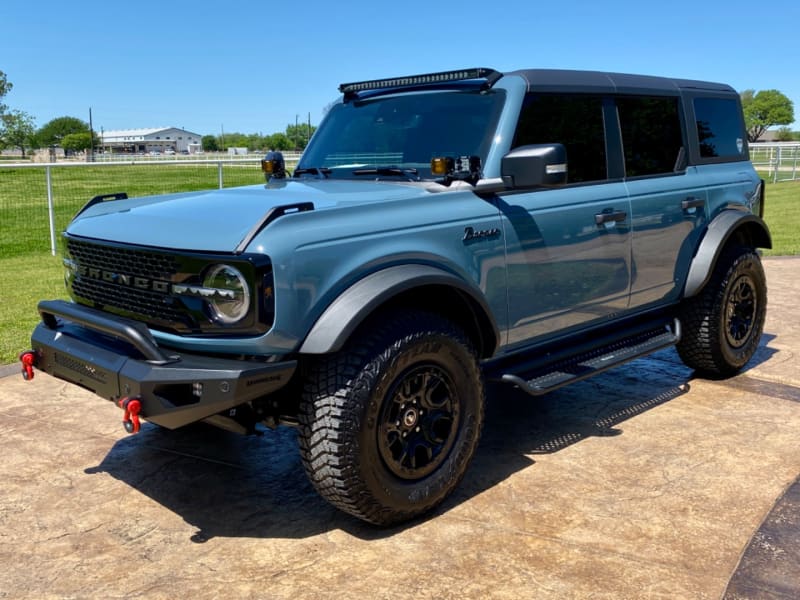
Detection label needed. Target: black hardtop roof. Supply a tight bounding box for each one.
[506,68,736,96]
[337,67,737,101]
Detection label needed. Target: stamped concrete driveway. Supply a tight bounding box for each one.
[1,258,799,599]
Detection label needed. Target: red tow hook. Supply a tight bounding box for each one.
[118,397,142,434]
[19,351,37,381]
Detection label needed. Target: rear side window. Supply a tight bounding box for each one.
[617,96,683,177]
[693,97,746,159]
[513,94,607,183]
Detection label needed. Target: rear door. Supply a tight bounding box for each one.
[616,95,708,308]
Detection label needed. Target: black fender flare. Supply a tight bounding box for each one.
[683,210,771,298]
[299,264,500,355]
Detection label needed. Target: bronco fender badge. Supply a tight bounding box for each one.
[463,226,501,243]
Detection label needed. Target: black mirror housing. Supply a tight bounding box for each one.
[501,144,567,188]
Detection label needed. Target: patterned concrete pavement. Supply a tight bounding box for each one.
[1,257,799,599]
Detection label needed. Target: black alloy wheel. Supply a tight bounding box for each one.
[298,310,485,526]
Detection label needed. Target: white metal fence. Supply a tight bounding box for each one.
[1,145,794,260]
[749,142,800,182]
[0,156,300,258]
[89,151,304,163]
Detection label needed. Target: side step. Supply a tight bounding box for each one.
[499,319,681,397]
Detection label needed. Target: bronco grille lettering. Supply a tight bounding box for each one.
[77,265,171,293]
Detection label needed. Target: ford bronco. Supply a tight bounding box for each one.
[21,68,770,525]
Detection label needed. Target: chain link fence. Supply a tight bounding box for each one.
[0,157,301,258]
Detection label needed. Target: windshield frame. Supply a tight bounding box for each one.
[296,88,507,181]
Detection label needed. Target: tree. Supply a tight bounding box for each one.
[246,133,268,151]
[774,127,795,142]
[201,134,218,152]
[0,69,11,115]
[0,109,36,157]
[741,89,795,142]
[61,131,96,154]
[285,123,317,150]
[219,131,249,149]
[36,116,90,147]
[266,132,292,151]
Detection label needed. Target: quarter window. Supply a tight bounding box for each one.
[513,94,607,183]
[617,96,683,177]
[694,97,745,159]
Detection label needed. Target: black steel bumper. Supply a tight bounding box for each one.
[30,300,297,429]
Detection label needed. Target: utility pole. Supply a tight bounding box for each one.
[88,107,94,162]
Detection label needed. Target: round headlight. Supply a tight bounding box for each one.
[202,264,250,324]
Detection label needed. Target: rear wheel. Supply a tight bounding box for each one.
[677,246,767,376]
[298,311,484,525]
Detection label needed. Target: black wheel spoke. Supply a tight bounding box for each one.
[677,247,766,376]
[298,310,484,525]
[725,274,757,348]
[379,364,460,479]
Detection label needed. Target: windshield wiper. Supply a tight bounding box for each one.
[352,166,420,181]
[294,167,331,179]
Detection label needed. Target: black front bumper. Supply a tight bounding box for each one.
[31,300,297,429]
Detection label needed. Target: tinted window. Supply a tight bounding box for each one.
[298,90,505,179]
[513,94,606,183]
[694,97,746,159]
[617,96,683,177]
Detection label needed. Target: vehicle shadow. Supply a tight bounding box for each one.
[84,337,779,543]
[737,332,779,374]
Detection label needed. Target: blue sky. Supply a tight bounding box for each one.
[2,0,798,137]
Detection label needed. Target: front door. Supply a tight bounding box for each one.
[499,92,631,348]
[500,183,632,347]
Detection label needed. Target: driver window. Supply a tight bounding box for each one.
[513,94,607,183]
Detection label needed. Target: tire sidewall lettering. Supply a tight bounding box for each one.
[717,255,766,369]
[360,334,480,509]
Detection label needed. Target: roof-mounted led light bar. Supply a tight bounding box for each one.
[339,68,502,101]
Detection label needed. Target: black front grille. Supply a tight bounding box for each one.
[70,276,186,324]
[66,239,193,331]
[64,237,268,336]
[67,239,179,280]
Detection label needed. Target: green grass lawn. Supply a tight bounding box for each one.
[762,180,800,255]
[0,253,68,364]
[1,179,798,365]
[0,162,267,257]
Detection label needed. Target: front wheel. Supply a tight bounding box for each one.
[298,311,485,525]
[677,246,767,376]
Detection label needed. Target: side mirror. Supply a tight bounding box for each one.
[501,144,567,188]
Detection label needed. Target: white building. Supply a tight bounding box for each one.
[99,127,203,154]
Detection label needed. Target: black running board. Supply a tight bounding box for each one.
[500,319,681,397]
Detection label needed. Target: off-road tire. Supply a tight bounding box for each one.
[298,310,485,526]
[677,246,766,377]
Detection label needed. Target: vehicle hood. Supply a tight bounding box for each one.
[66,180,436,252]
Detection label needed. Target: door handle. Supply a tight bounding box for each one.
[595,210,627,225]
[681,197,705,210]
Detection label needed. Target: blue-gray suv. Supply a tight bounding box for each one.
[22,68,770,525]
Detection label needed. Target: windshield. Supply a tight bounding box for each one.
[297,89,506,180]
